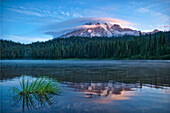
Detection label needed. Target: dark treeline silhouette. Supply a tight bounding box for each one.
[1,31,170,59]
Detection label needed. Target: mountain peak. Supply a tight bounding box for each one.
[112,24,121,28]
[58,23,140,38]
[46,21,161,38]
[148,29,159,34]
[85,22,108,25]
[153,29,159,32]
[96,22,101,25]
[85,22,92,25]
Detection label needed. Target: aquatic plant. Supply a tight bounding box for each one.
[10,76,61,95]
[9,76,61,112]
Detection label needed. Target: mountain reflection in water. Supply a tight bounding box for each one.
[62,80,169,104]
[62,81,137,103]
[0,60,170,113]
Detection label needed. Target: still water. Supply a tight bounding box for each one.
[0,60,170,113]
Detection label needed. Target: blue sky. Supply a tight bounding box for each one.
[1,0,170,43]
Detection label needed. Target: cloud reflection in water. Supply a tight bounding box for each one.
[62,81,139,103]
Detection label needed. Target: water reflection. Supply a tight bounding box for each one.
[63,81,137,96]
[7,76,60,112]
[62,81,138,104]
[62,80,170,104]
[9,92,58,112]
[92,91,133,104]
[0,60,170,113]
[1,60,170,87]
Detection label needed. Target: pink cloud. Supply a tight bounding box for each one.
[164,25,170,28]
[44,17,134,37]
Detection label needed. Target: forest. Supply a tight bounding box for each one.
[0,31,170,60]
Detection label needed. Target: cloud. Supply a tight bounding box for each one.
[159,25,170,31]
[81,6,116,18]
[164,25,170,28]
[45,17,132,30]
[153,12,170,22]
[6,6,60,18]
[44,17,134,37]
[137,8,149,13]
[60,11,70,17]
[137,7,170,24]
[7,8,43,17]
[1,35,52,44]
[73,13,83,18]
[4,6,66,24]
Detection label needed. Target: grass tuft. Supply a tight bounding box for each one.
[10,76,61,95]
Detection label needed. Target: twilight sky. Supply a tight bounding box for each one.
[1,0,170,43]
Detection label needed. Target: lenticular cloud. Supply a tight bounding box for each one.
[44,17,133,37]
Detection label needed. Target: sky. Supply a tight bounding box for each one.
[0,0,170,43]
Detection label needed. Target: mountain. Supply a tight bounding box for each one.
[46,22,160,38]
[59,23,140,37]
[1,31,170,60]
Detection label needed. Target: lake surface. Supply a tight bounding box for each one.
[0,60,170,113]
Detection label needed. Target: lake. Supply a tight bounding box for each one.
[0,60,170,113]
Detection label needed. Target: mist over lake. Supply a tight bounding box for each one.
[0,60,170,113]
[1,0,170,112]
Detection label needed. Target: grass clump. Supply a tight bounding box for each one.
[9,76,61,112]
[10,76,61,95]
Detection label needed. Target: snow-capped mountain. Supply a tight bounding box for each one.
[46,22,160,38]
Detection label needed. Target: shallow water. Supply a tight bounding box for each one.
[0,60,170,113]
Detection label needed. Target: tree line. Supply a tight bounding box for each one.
[0,32,170,59]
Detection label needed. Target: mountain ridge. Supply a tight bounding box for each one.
[46,22,161,38]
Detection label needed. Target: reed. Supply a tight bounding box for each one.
[10,76,61,95]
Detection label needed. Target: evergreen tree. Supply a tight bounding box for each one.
[0,31,170,60]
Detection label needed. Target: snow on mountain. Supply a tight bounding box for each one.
[45,21,160,38]
[57,22,141,38]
